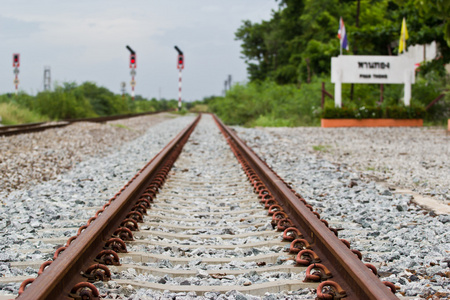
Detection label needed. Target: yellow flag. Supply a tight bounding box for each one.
[398,18,409,54]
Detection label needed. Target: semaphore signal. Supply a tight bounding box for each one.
[174,46,184,111]
[13,53,20,95]
[126,45,137,100]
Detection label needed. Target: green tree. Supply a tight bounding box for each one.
[235,0,450,83]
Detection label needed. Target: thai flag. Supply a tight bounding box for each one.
[338,17,349,51]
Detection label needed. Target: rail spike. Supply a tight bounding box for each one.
[82,264,111,282]
[282,227,302,241]
[289,238,311,254]
[104,237,127,253]
[276,218,294,231]
[296,249,321,266]
[95,250,121,266]
[121,218,139,231]
[38,261,53,275]
[69,282,100,300]
[305,263,332,282]
[317,280,347,299]
[18,278,35,295]
[383,281,398,294]
[113,227,134,241]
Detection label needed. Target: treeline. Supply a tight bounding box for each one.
[0,82,179,125]
[206,0,449,126]
[235,0,449,84]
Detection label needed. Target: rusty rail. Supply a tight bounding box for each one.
[0,111,166,137]
[17,115,201,299]
[0,122,69,136]
[213,114,397,300]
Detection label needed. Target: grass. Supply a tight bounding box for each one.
[0,102,48,125]
[109,123,132,130]
[312,144,331,152]
[189,104,209,113]
[169,110,189,116]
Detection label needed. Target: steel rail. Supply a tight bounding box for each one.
[213,115,397,300]
[17,114,201,299]
[0,122,69,137]
[62,110,164,124]
[0,121,46,130]
[0,110,166,137]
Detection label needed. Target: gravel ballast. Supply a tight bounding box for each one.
[0,113,174,194]
[234,126,450,299]
[0,114,195,296]
[252,127,449,204]
[0,117,448,299]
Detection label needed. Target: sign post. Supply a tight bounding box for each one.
[13,53,20,95]
[331,55,415,107]
[174,46,184,111]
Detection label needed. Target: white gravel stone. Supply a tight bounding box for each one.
[247,126,449,204]
[0,113,173,194]
[0,114,195,296]
[234,125,450,299]
[2,116,448,299]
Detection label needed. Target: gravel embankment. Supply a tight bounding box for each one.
[0,113,174,194]
[251,127,449,204]
[0,118,448,299]
[235,126,450,299]
[0,115,196,296]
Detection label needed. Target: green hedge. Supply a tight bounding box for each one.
[322,105,426,119]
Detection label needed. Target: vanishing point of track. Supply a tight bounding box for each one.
[13,114,397,299]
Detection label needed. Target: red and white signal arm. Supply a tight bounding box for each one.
[13,53,20,67]
[130,54,137,68]
[177,54,184,69]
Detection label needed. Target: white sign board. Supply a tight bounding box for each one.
[331,55,415,107]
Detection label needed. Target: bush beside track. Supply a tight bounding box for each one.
[205,72,449,127]
[0,81,179,125]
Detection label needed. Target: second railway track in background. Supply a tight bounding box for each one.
[0,111,164,137]
[2,114,398,299]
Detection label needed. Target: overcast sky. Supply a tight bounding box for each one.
[0,1,279,101]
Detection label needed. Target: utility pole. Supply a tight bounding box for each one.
[43,66,51,91]
[126,45,136,100]
[223,75,232,96]
[121,82,126,99]
[174,46,184,111]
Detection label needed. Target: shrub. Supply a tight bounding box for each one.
[0,102,48,125]
[322,104,426,119]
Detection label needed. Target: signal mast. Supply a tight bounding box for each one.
[13,54,20,95]
[126,45,136,100]
[174,46,184,111]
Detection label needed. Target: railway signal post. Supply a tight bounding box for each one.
[13,53,20,95]
[174,46,184,111]
[126,45,137,100]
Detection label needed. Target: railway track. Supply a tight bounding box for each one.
[1,114,398,299]
[0,111,163,137]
